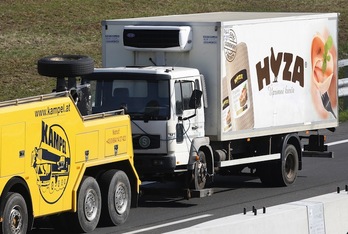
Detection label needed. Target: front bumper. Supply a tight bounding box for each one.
[134,154,176,177]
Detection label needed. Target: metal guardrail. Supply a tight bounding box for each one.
[338,59,348,97]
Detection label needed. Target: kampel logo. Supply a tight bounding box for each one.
[31,121,71,204]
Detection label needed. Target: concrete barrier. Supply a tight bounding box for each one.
[166,190,348,234]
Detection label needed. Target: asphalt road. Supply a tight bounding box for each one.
[32,121,348,234]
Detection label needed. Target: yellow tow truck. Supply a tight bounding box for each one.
[0,55,140,233]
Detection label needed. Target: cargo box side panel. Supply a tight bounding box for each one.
[102,23,134,67]
[164,24,221,137]
[218,14,338,141]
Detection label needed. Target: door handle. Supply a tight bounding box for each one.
[192,126,198,130]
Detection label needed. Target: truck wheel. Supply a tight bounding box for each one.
[73,176,101,233]
[281,144,299,186]
[37,54,94,77]
[1,192,28,234]
[192,151,208,190]
[99,169,131,226]
[259,144,299,187]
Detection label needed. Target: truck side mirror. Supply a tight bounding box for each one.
[189,89,202,109]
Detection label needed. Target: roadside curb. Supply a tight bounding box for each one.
[166,189,348,234]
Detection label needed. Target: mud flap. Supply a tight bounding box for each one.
[302,134,333,158]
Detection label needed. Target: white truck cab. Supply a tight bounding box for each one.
[83,66,210,189]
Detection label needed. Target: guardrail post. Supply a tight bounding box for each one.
[338,59,348,109]
[344,66,348,109]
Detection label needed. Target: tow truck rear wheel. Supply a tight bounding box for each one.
[73,176,101,233]
[99,169,131,226]
[1,192,28,234]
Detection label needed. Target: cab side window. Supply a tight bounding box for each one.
[175,81,193,115]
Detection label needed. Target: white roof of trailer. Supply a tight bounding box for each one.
[103,12,338,25]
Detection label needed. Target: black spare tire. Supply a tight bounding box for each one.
[37,54,94,77]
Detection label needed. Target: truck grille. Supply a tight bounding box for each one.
[133,134,160,149]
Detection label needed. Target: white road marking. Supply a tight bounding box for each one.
[327,139,348,146]
[122,214,213,234]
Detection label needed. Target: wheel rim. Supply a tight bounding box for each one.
[285,153,295,180]
[194,152,207,190]
[196,161,207,185]
[84,188,98,221]
[114,183,128,215]
[9,205,23,234]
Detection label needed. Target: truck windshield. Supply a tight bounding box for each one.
[83,74,170,120]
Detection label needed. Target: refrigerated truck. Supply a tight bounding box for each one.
[82,12,338,191]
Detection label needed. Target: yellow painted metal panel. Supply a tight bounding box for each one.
[105,125,128,157]
[75,131,99,162]
[0,122,25,176]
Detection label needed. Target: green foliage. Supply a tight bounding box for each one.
[339,109,348,122]
[339,95,348,121]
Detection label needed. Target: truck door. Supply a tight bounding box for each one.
[174,79,204,165]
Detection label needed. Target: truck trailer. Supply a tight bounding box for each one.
[82,12,338,191]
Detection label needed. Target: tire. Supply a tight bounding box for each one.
[73,176,101,233]
[259,144,299,187]
[1,192,28,234]
[99,170,131,226]
[191,151,208,190]
[280,144,299,186]
[37,54,94,77]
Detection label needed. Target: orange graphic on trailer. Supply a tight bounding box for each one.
[311,30,338,119]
